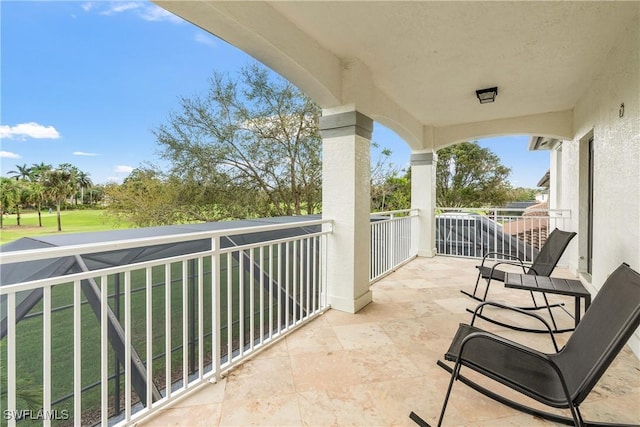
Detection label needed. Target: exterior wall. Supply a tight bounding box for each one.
[559,15,639,356]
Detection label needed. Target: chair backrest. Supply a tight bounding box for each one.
[553,263,640,404]
[527,229,576,277]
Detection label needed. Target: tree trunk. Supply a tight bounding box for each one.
[15,204,21,226]
[37,202,42,227]
[56,200,62,231]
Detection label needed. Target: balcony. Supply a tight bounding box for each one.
[139,255,640,426]
[1,211,638,426]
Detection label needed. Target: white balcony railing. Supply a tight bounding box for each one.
[370,209,418,282]
[0,219,331,426]
[436,207,572,263]
[0,206,572,426]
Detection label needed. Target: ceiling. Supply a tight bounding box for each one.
[155,1,638,149]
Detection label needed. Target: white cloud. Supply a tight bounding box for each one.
[0,151,22,159]
[73,151,100,156]
[81,2,95,12]
[194,33,217,48]
[0,122,61,140]
[115,165,134,173]
[99,2,142,16]
[84,2,183,24]
[138,5,184,23]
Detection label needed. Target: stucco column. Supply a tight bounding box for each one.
[320,107,373,313]
[411,152,437,257]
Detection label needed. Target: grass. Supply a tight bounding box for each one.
[0,209,133,244]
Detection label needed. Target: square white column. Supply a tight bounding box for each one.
[411,152,437,257]
[320,107,373,313]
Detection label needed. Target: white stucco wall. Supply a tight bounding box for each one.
[559,14,639,356]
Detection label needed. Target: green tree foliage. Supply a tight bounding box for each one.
[436,141,511,207]
[75,170,93,206]
[104,168,182,226]
[153,63,322,219]
[371,169,411,212]
[85,184,105,206]
[43,169,75,231]
[6,163,32,225]
[506,186,539,202]
[371,142,518,210]
[104,167,260,226]
[30,162,52,226]
[0,177,18,228]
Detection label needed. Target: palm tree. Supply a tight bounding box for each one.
[13,181,31,226]
[76,171,93,205]
[7,163,31,181]
[58,163,80,205]
[30,163,52,226]
[27,181,46,226]
[30,162,52,180]
[43,169,74,231]
[7,164,33,225]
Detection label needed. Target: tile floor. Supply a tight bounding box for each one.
[139,256,640,426]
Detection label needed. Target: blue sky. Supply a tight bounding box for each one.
[1,1,549,188]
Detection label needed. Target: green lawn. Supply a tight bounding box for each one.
[0,209,133,244]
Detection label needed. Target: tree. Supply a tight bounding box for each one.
[104,166,263,226]
[43,169,75,231]
[58,163,80,206]
[6,163,33,225]
[154,63,322,218]
[75,170,93,206]
[0,177,18,228]
[104,168,183,226]
[30,162,52,226]
[7,163,31,181]
[85,184,104,206]
[371,169,411,212]
[506,186,539,202]
[436,141,511,207]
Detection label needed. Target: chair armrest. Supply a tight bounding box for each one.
[487,261,529,277]
[527,266,540,275]
[470,301,559,351]
[481,251,525,266]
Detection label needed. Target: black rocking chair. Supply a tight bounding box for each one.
[462,228,576,331]
[411,262,640,427]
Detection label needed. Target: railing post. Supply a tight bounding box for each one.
[188,259,196,375]
[43,286,52,427]
[493,208,499,261]
[389,213,395,272]
[7,293,16,427]
[212,235,221,383]
[114,273,121,415]
[100,276,108,426]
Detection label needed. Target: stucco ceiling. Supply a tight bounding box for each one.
[155,1,638,148]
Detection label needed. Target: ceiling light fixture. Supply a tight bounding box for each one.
[476,87,498,104]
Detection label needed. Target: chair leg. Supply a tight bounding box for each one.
[568,403,585,427]
[542,292,559,332]
[437,361,462,427]
[481,278,492,301]
[461,271,485,302]
[529,290,540,309]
